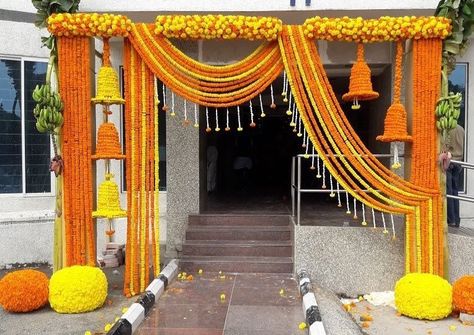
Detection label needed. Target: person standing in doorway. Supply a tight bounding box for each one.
[447,124,465,227]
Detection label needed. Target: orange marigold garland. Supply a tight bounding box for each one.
[453,276,474,314]
[57,36,95,266]
[342,43,379,110]
[92,123,126,160]
[0,270,49,313]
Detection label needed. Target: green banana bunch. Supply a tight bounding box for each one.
[32,84,64,134]
[435,91,462,133]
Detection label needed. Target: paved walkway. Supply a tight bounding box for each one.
[136,272,304,335]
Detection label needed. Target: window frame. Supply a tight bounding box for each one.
[0,55,54,197]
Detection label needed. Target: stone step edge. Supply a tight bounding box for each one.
[106,259,179,335]
[180,256,293,263]
[186,225,291,231]
[183,240,292,246]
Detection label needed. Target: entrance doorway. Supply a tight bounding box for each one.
[201,65,392,215]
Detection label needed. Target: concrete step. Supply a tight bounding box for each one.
[188,214,290,226]
[179,255,293,273]
[182,240,292,257]
[185,226,291,241]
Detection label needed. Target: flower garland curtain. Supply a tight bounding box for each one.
[123,40,160,297]
[278,26,443,276]
[57,37,95,266]
[127,24,284,107]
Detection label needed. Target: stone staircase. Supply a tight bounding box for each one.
[180,214,293,273]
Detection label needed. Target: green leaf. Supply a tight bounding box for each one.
[444,40,461,54]
[463,3,472,14]
[453,0,461,9]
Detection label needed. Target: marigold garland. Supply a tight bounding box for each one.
[92,174,127,219]
[154,15,282,40]
[48,13,132,37]
[303,16,451,42]
[0,270,49,313]
[453,275,474,314]
[377,41,412,143]
[57,36,95,267]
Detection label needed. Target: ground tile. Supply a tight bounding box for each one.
[234,273,297,289]
[223,305,303,332]
[140,303,228,329]
[230,285,299,306]
[136,327,223,335]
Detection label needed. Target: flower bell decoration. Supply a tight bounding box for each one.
[92,38,125,105]
[92,173,127,219]
[377,41,412,170]
[342,43,379,110]
[92,122,126,160]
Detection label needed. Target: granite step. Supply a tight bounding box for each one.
[185,225,291,241]
[179,255,293,273]
[188,214,290,226]
[182,240,292,257]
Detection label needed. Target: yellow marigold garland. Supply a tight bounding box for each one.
[0,270,49,313]
[48,13,132,37]
[92,174,127,219]
[303,16,451,42]
[154,15,282,40]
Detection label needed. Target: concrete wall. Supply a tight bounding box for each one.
[295,225,474,296]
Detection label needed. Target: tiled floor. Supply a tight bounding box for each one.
[136,272,304,335]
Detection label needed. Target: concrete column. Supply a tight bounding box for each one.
[165,41,200,258]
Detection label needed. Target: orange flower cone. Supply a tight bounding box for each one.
[342,43,379,109]
[377,41,412,143]
[92,122,125,160]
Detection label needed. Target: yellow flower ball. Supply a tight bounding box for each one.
[49,266,108,314]
[395,273,452,320]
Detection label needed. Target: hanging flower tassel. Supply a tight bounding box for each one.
[321,164,326,188]
[249,100,256,128]
[336,182,342,207]
[237,106,243,132]
[170,91,176,116]
[353,198,358,219]
[342,43,379,109]
[392,143,402,169]
[182,99,190,126]
[162,83,168,111]
[293,109,298,133]
[390,214,396,240]
[259,94,266,117]
[371,207,376,229]
[281,70,287,97]
[381,212,388,234]
[270,84,276,109]
[303,135,310,158]
[302,129,307,148]
[377,40,412,144]
[297,109,303,137]
[316,155,322,178]
[310,146,316,170]
[215,108,220,132]
[290,103,297,127]
[193,103,199,128]
[329,175,335,197]
[345,191,351,214]
[205,106,211,133]
[361,203,367,226]
[225,108,230,131]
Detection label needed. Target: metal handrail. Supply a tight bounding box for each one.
[446,159,474,203]
[450,160,474,169]
[291,153,397,225]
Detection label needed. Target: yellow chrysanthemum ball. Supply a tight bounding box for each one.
[395,273,452,320]
[49,266,108,314]
[0,269,49,313]
[453,275,474,314]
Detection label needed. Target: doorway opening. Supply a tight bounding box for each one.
[201,65,392,215]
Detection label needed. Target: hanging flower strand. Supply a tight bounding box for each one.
[193,103,199,128]
[310,146,316,170]
[215,108,220,132]
[225,108,230,131]
[205,106,211,132]
[259,94,266,117]
[286,93,292,115]
[162,83,168,111]
[170,91,176,116]
[237,105,243,131]
[345,191,351,214]
[182,99,190,126]
[362,203,367,226]
[353,198,358,219]
[249,100,256,127]
[290,103,297,127]
[329,175,335,197]
[316,155,321,178]
[281,70,287,96]
[382,212,388,234]
[371,208,376,229]
[390,214,396,239]
[336,182,342,207]
[321,164,326,188]
[270,84,276,109]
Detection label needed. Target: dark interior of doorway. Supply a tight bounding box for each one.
[203,66,392,214]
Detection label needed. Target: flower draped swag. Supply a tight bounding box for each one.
[51,14,449,296]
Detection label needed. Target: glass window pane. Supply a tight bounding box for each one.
[25,61,50,193]
[0,59,22,193]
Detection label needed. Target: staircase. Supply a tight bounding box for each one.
[180,214,293,273]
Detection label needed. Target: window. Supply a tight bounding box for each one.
[120,67,167,191]
[448,62,468,192]
[0,58,51,194]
